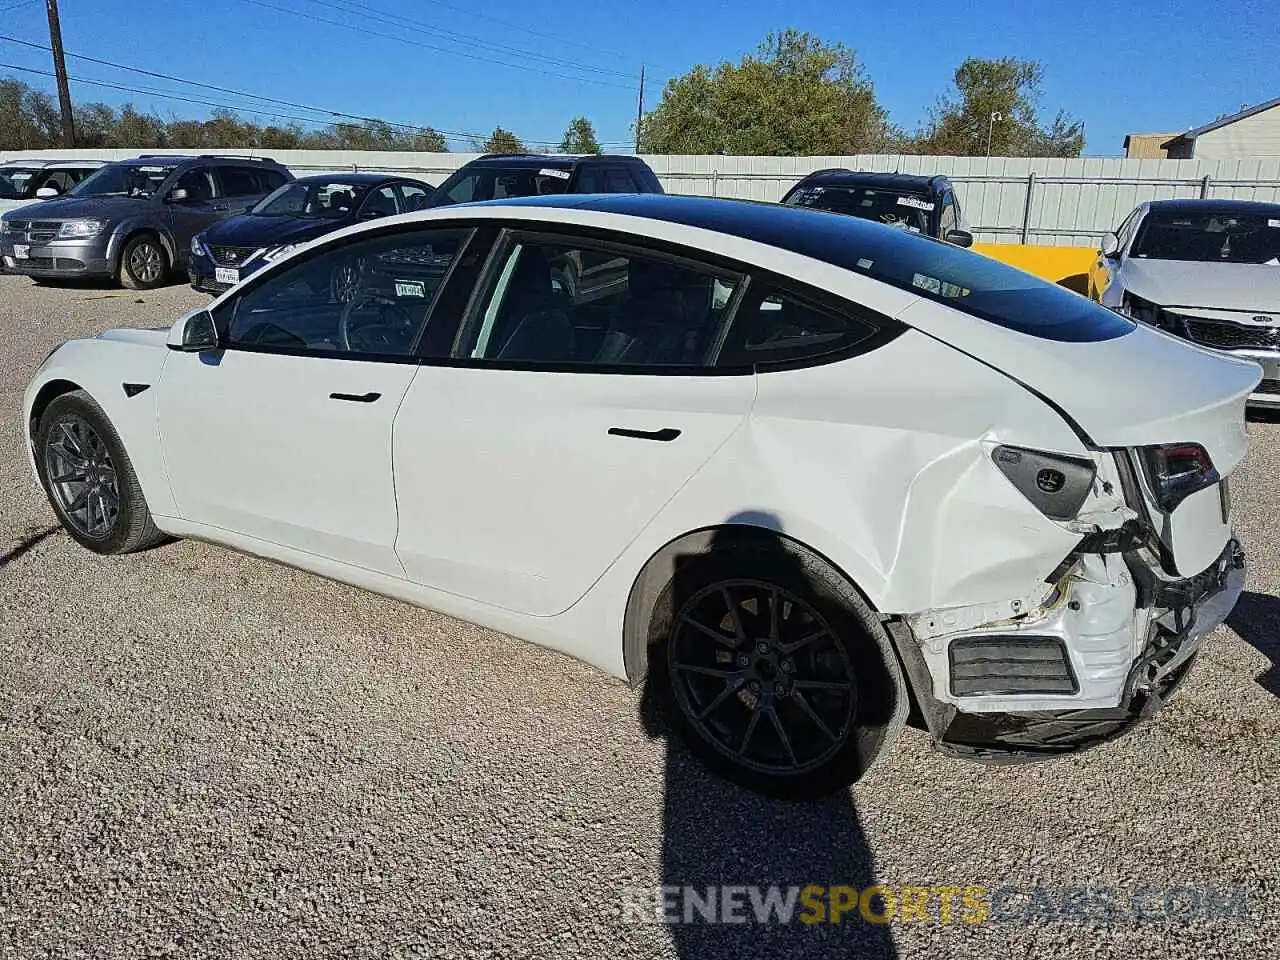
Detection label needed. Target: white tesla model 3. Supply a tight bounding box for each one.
[22,195,1257,797]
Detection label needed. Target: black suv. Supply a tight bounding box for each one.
[780,170,972,246]
[0,154,293,288]
[426,153,663,207]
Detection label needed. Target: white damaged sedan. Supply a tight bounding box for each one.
[23,195,1257,797]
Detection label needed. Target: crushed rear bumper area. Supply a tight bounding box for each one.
[892,538,1246,762]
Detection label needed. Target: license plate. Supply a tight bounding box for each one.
[215,267,239,285]
[13,244,29,259]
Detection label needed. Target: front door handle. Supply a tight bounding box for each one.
[608,427,681,442]
[330,391,381,403]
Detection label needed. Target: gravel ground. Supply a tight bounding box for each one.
[0,272,1277,959]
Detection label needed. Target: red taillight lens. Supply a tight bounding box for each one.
[1138,443,1220,512]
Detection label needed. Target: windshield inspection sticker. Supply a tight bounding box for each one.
[897,196,935,211]
[538,168,571,179]
[394,280,426,298]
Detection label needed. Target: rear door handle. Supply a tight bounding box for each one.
[608,427,681,442]
[330,391,381,403]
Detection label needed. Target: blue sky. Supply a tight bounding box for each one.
[0,0,1276,153]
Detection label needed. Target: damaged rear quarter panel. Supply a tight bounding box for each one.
[739,329,1088,614]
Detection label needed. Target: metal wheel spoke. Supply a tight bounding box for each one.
[780,628,827,656]
[58,422,86,458]
[766,705,798,767]
[696,679,740,721]
[50,468,88,484]
[719,586,746,642]
[99,485,120,511]
[680,615,737,649]
[768,586,779,642]
[675,663,735,680]
[85,490,101,534]
[67,485,90,514]
[793,690,838,743]
[737,708,761,756]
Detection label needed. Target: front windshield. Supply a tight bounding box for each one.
[0,167,40,200]
[252,180,371,218]
[70,163,176,199]
[1131,211,1280,264]
[428,167,569,207]
[785,184,934,234]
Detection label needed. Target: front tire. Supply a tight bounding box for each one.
[34,390,166,555]
[118,234,169,290]
[650,541,903,799]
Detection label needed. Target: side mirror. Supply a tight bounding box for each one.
[168,309,219,352]
[944,228,974,248]
[35,186,59,198]
[167,187,190,204]
[1100,232,1121,260]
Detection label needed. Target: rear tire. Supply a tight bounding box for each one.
[649,540,903,799]
[34,390,167,555]
[118,234,169,290]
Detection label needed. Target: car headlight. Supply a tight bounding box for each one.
[263,243,298,263]
[191,234,207,257]
[56,219,107,239]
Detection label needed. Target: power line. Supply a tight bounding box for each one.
[0,55,633,147]
[233,0,636,91]
[294,0,636,80]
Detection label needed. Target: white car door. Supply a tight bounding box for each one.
[156,223,476,576]
[392,229,757,617]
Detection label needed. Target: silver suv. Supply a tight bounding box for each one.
[0,154,292,289]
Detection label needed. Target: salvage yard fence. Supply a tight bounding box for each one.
[5,149,1280,247]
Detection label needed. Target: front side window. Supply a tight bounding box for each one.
[219,228,472,358]
[1130,210,1280,263]
[257,169,288,193]
[173,169,217,202]
[362,185,400,218]
[252,180,371,218]
[939,194,957,235]
[785,184,934,236]
[462,234,742,367]
[430,166,571,207]
[606,168,637,192]
[71,163,175,199]
[399,183,431,210]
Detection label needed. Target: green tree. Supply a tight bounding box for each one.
[560,116,601,154]
[915,57,1084,157]
[638,30,888,154]
[481,126,524,154]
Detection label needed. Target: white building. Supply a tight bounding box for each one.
[1161,96,1280,159]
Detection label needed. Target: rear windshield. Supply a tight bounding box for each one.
[851,226,1135,341]
[429,166,570,207]
[785,184,934,235]
[1132,211,1280,263]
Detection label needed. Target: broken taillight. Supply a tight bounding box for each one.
[1138,443,1220,513]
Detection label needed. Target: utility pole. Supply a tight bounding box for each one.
[45,0,76,147]
[633,64,645,154]
[986,111,1002,158]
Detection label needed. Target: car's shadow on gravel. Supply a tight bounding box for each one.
[0,526,58,572]
[639,683,896,958]
[1226,591,1280,697]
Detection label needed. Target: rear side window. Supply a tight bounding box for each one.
[718,285,883,368]
[217,167,261,196]
[257,169,288,192]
